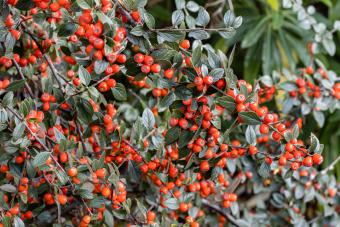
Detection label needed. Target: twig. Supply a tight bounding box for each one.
[20,24,66,93]
[228,0,234,12]
[224,118,238,136]
[320,155,340,175]
[201,199,240,227]
[0,42,34,98]
[75,116,88,154]
[205,0,224,8]
[6,107,75,190]
[11,59,34,98]
[113,0,137,26]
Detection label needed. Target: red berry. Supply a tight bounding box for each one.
[312,153,323,165]
[302,156,313,167]
[93,38,104,49]
[150,64,161,73]
[141,64,150,74]
[235,94,246,103]
[164,68,174,79]
[259,124,269,134]
[180,39,190,49]
[263,114,274,124]
[134,53,144,63]
[203,76,213,85]
[200,160,210,172]
[278,156,287,166]
[143,55,154,66]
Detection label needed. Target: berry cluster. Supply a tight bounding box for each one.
[0,0,339,226]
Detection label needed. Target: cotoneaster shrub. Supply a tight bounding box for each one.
[0,0,339,226]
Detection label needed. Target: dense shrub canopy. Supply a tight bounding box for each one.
[0,0,339,226]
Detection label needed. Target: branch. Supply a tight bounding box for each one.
[320,155,340,175]
[6,107,75,190]
[228,0,234,12]
[12,59,34,98]
[113,0,137,26]
[20,24,66,93]
[0,42,34,98]
[201,199,240,227]
[75,116,88,154]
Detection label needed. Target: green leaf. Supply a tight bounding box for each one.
[55,169,68,185]
[178,130,194,148]
[163,198,179,210]
[4,32,15,53]
[33,152,50,167]
[0,184,16,193]
[188,30,210,40]
[77,99,94,123]
[13,122,25,141]
[223,10,235,27]
[15,0,34,10]
[172,10,185,26]
[186,1,199,12]
[245,126,256,145]
[78,66,91,86]
[152,48,177,61]
[175,86,192,100]
[313,110,325,127]
[0,109,8,123]
[210,68,224,82]
[111,83,127,101]
[233,16,243,28]
[262,28,273,74]
[142,108,155,130]
[309,133,320,153]
[6,80,25,92]
[241,17,269,48]
[295,184,304,199]
[278,30,296,69]
[186,15,196,29]
[191,45,202,66]
[19,98,34,117]
[96,12,114,25]
[322,37,335,56]
[58,23,78,37]
[13,217,25,227]
[2,216,11,227]
[159,92,175,111]
[279,81,297,92]
[76,0,91,9]
[104,210,114,226]
[207,49,221,69]
[239,111,261,125]
[259,162,271,178]
[260,75,273,87]
[2,91,13,107]
[175,0,185,9]
[292,124,299,139]
[94,60,109,74]
[165,126,180,145]
[54,127,66,142]
[142,11,155,29]
[157,31,185,42]
[216,96,235,112]
[130,25,144,36]
[196,7,210,27]
[26,160,36,178]
[235,219,250,227]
